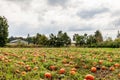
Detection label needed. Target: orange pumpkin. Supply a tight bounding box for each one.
[85,74,95,80]
[70,71,76,75]
[16,70,20,73]
[21,71,26,76]
[25,65,31,71]
[114,63,120,68]
[33,66,38,70]
[59,68,65,74]
[44,73,52,78]
[71,68,77,72]
[118,73,120,78]
[101,66,106,70]
[109,66,115,71]
[50,66,56,71]
[91,67,97,72]
[99,60,103,64]
[62,59,67,64]
[83,65,88,69]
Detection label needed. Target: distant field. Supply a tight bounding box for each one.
[0,48,120,80]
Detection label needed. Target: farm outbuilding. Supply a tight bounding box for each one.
[9,39,28,45]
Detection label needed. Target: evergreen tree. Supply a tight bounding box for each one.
[94,30,103,43]
[27,34,30,44]
[117,30,120,38]
[0,16,9,47]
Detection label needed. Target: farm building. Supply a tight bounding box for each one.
[9,39,28,45]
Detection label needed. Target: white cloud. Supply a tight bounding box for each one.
[0,0,120,39]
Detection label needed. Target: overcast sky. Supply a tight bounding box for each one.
[0,0,120,39]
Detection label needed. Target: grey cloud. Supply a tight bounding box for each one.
[2,0,118,40]
[102,18,120,31]
[9,23,60,37]
[5,0,31,4]
[104,27,117,30]
[5,0,32,10]
[77,8,109,19]
[50,20,57,24]
[47,0,68,6]
[112,11,120,17]
[112,18,120,27]
[9,23,33,37]
[68,26,94,32]
[106,28,117,30]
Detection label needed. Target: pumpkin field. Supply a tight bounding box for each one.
[0,48,120,80]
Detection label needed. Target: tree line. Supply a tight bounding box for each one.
[0,16,120,47]
[9,31,71,47]
[8,30,120,48]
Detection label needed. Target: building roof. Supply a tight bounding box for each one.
[10,39,28,44]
